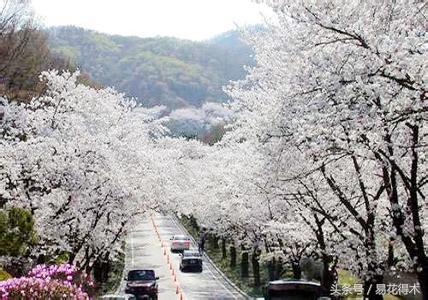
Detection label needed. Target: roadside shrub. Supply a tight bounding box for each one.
[0,268,11,281]
[0,264,95,299]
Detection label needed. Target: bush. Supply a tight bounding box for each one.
[0,207,37,257]
[0,268,11,281]
[0,277,89,299]
[0,264,95,299]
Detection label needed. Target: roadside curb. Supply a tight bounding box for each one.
[170,215,250,300]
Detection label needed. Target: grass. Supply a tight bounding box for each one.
[338,269,360,286]
[338,269,403,300]
[0,268,12,281]
[204,246,266,297]
[384,296,401,300]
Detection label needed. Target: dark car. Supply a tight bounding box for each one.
[124,269,159,300]
[179,249,203,272]
[263,280,330,300]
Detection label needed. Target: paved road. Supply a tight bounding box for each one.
[118,214,248,300]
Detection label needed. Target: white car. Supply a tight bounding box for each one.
[170,234,191,252]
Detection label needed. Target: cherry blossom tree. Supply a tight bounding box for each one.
[1,71,169,270]
[221,0,427,298]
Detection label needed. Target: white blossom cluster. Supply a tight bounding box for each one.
[165,0,428,296]
[0,71,171,267]
[1,0,426,296]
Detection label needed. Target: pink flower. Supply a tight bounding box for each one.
[1,264,91,299]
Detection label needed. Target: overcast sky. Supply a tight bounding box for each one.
[31,0,272,40]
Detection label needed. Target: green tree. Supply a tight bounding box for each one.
[0,207,37,256]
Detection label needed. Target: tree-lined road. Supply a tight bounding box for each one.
[118,214,247,300]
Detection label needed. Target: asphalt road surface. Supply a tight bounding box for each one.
[118,214,248,300]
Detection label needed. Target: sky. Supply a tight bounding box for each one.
[31,0,272,41]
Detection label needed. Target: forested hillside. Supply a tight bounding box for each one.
[47,26,254,110]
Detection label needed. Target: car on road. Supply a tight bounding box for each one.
[124,269,159,300]
[170,234,191,252]
[179,249,203,272]
[263,280,330,300]
[100,294,136,300]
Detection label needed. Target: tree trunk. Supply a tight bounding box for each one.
[210,234,219,250]
[68,252,76,264]
[321,255,336,296]
[387,241,394,267]
[380,126,428,299]
[189,215,199,232]
[241,250,249,278]
[416,263,428,300]
[364,275,383,300]
[267,257,276,280]
[230,246,236,268]
[313,215,337,295]
[36,254,46,264]
[93,259,102,283]
[221,238,227,260]
[104,261,111,281]
[252,249,261,287]
[362,235,384,300]
[291,261,302,279]
[275,258,283,280]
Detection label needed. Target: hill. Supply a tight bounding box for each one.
[47,26,254,110]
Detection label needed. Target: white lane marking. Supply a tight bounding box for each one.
[167,216,239,299]
[203,260,238,299]
[186,291,242,295]
[177,219,238,299]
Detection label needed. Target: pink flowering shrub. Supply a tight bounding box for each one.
[0,264,94,299]
[27,264,94,290]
